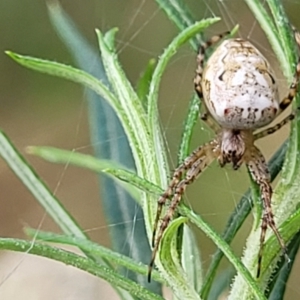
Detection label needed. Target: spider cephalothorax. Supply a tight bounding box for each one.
[218,129,248,168]
[148,29,300,281]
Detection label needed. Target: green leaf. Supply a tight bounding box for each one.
[27,146,162,202]
[0,238,163,300]
[47,2,158,294]
[159,217,201,300]
[5,52,130,129]
[208,269,235,300]
[268,231,300,299]
[181,226,203,293]
[0,130,85,238]
[6,48,152,176]
[266,0,297,75]
[259,206,300,278]
[0,130,119,277]
[178,95,201,162]
[244,0,288,77]
[137,58,156,107]
[141,18,224,297]
[175,96,204,294]
[96,28,154,170]
[147,18,220,129]
[25,228,166,285]
[179,204,266,300]
[154,0,200,50]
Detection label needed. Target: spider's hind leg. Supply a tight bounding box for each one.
[246,146,287,277]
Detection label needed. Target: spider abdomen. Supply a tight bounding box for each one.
[202,38,279,129]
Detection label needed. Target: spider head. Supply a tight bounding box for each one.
[219,129,252,170]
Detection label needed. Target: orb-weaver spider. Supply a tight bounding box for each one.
[148,28,300,281]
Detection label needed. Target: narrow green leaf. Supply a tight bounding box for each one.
[6,49,153,179]
[208,269,235,300]
[147,18,220,128]
[0,131,117,278]
[27,146,162,201]
[175,24,239,285]
[181,226,203,293]
[244,0,288,77]
[178,204,266,300]
[178,95,201,162]
[0,238,163,300]
[266,0,297,74]
[137,58,156,107]
[175,96,202,295]
[47,2,159,295]
[159,217,201,300]
[154,0,200,50]
[0,130,85,238]
[94,33,167,252]
[25,228,166,285]
[6,45,160,292]
[268,231,300,299]
[5,51,132,136]
[95,29,174,295]
[259,206,300,278]
[96,28,154,171]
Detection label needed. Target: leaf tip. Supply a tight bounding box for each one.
[231,24,240,37]
[26,146,35,155]
[46,0,60,10]
[5,51,23,63]
[5,50,14,57]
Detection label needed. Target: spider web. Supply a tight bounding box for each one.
[1,0,300,299]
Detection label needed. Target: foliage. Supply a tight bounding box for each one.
[1,0,300,299]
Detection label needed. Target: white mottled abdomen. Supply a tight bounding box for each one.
[202,38,279,129]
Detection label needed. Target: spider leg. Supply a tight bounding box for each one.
[201,112,220,133]
[254,112,296,140]
[278,57,300,113]
[151,144,208,248]
[278,28,300,113]
[194,32,230,133]
[148,141,218,282]
[246,146,288,277]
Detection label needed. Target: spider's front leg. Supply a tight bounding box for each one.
[151,144,208,248]
[246,146,288,277]
[148,140,218,281]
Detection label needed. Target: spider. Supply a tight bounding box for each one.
[148,28,300,281]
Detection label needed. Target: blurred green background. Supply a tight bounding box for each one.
[1,0,300,299]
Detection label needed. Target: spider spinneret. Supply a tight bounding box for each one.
[148,29,300,282]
